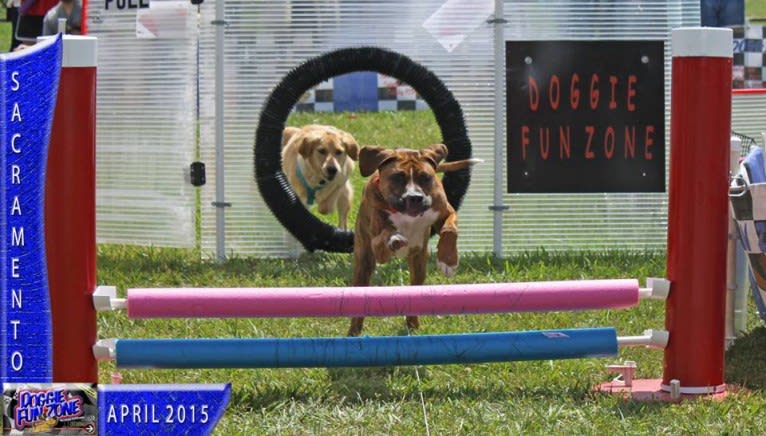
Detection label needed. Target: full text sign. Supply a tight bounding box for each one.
[506,41,665,193]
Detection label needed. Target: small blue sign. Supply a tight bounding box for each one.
[98,384,231,436]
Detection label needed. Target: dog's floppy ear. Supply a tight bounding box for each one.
[297,136,314,158]
[342,132,360,161]
[295,131,325,158]
[346,141,360,161]
[420,144,449,169]
[282,126,300,148]
[359,146,396,177]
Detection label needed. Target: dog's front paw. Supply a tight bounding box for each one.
[387,233,408,251]
[436,231,458,276]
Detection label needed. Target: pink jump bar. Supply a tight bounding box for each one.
[126,279,641,319]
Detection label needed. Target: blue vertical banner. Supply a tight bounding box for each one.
[1,35,63,383]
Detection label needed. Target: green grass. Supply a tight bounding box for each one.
[1,17,10,51]
[97,245,766,434]
[748,0,766,20]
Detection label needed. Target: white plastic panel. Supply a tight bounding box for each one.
[87,0,197,247]
[732,92,766,148]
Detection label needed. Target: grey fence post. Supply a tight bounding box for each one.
[490,0,507,257]
[213,0,228,262]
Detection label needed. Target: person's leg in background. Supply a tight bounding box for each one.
[9,2,21,51]
[701,0,722,26]
[720,0,745,27]
[701,0,745,27]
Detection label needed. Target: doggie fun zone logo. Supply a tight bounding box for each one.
[13,387,83,430]
[506,40,665,193]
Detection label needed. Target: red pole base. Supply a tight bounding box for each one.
[594,379,731,402]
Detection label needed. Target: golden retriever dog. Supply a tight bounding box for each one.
[281,125,359,229]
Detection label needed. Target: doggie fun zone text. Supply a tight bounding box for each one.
[506,40,665,193]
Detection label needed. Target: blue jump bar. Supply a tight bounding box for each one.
[115,328,618,369]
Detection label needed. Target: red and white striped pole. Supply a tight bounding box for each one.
[45,35,98,383]
[664,27,732,395]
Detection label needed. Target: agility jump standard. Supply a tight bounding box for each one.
[38,28,730,399]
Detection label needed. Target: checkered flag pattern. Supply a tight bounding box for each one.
[293,74,428,113]
[295,79,334,113]
[733,25,766,89]
[377,74,429,111]
[730,146,766,320]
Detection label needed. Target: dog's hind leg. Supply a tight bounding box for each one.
[405,247,428,331]
[348,247,375,336]
[348,317,365,337]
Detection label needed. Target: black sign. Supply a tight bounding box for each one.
[506,41,665,193]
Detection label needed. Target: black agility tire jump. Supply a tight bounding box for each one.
[254,47,472,253]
